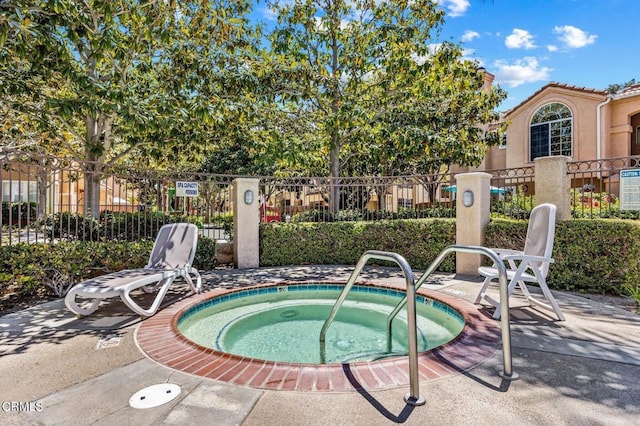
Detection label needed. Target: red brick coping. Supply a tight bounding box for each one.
[136,282,501,392]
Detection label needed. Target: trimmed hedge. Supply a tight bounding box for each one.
[260,219,456,272]
[484,219,640,296]
[262,218,640,297]
[0,237,217,298]
[4,217,640,301]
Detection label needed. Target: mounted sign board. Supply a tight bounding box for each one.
[175,181,199,197]
[619,169,640,210]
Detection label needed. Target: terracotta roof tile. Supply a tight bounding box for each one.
[504,82,608,116]
[614,83,640,98]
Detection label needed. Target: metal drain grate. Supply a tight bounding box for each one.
[129,383,181,409]
[96,334,121,350]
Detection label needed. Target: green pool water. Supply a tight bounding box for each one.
[177,285,465,365]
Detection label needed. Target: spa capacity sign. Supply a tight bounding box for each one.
[619,169,640,210]
[175,181,199,197]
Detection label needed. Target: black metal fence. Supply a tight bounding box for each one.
[488,165,536,219]
[2,152,639,246]
[567,156,640,219]
[258,173,456,224]
[0,152,234,246]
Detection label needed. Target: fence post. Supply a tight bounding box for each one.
[232,178,260,268]
[534,156,571,220]
[455,172,492,275]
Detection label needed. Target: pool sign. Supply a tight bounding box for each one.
[175,181,199,197]
[619,169,640,210]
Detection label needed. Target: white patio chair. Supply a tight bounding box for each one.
[475,203,565,321]
[65,222,202,318]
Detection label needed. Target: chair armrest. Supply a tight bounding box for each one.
[503,253,554,264]
[487,248,523,257]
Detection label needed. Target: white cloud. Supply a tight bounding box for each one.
[493,57,552,88]
[314,16,352,31]
[461,47,476,60]
[461,30,480,42]
[260,6,278,21]
[547,45,558,52]
[411,53,428,66]
[439,0,470,17]
[505,29,537,50]
[553,25,597,48]
[411,44,442,65]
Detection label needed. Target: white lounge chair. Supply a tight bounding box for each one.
[65,222,202,318]
[475,203,565,321]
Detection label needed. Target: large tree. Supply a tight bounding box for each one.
[0,0,256,216]
[265,0,506,210]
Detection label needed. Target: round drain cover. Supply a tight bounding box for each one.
[129,383,181,409]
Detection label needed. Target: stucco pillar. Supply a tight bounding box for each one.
[455,172,492,275]
[534,156,570,220]
[232,178,260,269]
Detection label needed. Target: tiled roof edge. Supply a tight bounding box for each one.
[504,82,608,116]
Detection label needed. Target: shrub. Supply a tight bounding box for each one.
[193,237,217,270]
[291,207,456,223]
[0,236,218,298]
[260,219,456,272]
[211,212,234,240]
[491,200,531,220]
[264,217,640,296]
[42,211,202,241]
[1,202,38,226]
[44,212,101,241]
[484,218,640,296]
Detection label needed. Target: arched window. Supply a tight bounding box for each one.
[530,103,572,161]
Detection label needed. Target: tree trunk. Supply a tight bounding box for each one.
[36,159,48,220]
[328,16,341,214]
[417,173,446,207]
[83,114,114,218]
[84,117,103,218]
[329,143,340,212]
[376,185,389,211]
[84,165,102,218]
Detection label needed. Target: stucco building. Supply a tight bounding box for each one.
[455,81,640,194]
[500,82,640,168]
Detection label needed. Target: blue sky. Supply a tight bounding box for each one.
[251,0,639,111]
[435,0,639,110]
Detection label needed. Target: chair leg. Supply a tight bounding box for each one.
[489,269,528,320]
[517,280,532,300]
[527,279,566,321]
[64,288,102,317]
[475,277,493,304]
[183,270,202,294]
[120,277,175,318]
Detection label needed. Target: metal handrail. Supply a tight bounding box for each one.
[319,250,425,406]
[385,244,518,380]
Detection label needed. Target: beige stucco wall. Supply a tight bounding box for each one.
[609,96,640,157]
[483,145,506,170]
[503,86,607,169]
[632,113,640,156]
[233,178,260,269]
[534,156,571,220]
[454,82,640,174]
[455,172,491,274]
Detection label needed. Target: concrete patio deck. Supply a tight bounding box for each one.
[1,265,639,425]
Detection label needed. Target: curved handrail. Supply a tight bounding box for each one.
[319,250,425,406]
[385,244,518,380]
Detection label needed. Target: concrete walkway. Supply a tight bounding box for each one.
[1,266,639,425]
